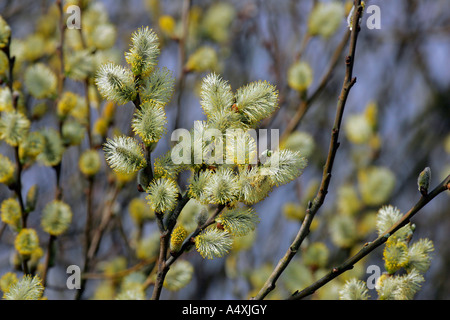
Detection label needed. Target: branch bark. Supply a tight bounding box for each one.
[150,191,192,300]
[253,1,363,300]
[151,202,225,300]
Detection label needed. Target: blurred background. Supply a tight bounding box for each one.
[0,0,449,299]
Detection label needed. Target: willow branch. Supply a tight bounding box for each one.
[150,192,195,300]
[75,183,121,300]
[289,174,450,300]
[253,1,363,300]
[151,203,225,300]
[41,234,56,287]
[56,0,66,96]
[3,23,28,274]
[52,0,66,201]
[86,184,121,262]
[2,35,26,226]
[73,25,99,292]
[41,0,66,289]
[166,203,226,269]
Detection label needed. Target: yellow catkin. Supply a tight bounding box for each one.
[170,225,188,253]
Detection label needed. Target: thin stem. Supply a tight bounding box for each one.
[0,33,14,91]
[151,203,225,300]
[41,234,56,288]
[84,176,94,255]
[168,203,226,266]
[155,211,165,233]
[40,0,66,287]
[151,229,171,300]
[150,192,193,300]
[0,222,6,240]
[75,183,121,300]
[56,0,66,95]
[289,174,450,300]
[4,33,30,274]
[14,146,26,228]
[253,1,363,300]
[2,33,26,225]
[53,163,63,200]
[138,146,154,192]
[53,0,66,201]
[84,79,93,149]
[77,21,100,292]
[87,184,121,262]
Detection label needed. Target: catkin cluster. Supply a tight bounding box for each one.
[97,27,308,263]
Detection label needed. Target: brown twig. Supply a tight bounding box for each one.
[151,202,225,300]
[253,1,363,300]
[41,235,56,287]
[289,174,450,300]
[55,0,66,95]
[52,0,67,201]
[41,0,66,289]
[86,184,121,263]
[150,192,193,300]
[75,182,121,300]
[2,35,24,218]
[84,176,94,254]
[3,29,29,274]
